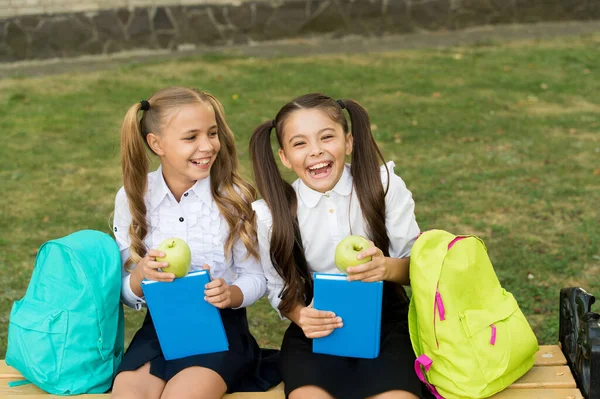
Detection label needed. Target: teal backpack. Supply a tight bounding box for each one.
[408,230,539,398]
[6,230,124,394]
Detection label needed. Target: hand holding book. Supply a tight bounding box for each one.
[296,305,344,339]
[201,264,243,309]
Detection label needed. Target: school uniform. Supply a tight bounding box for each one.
[253,161,425,399]
[113,166,279,392]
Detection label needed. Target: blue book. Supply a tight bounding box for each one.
[312,273,383,359]
[141,270,229,360]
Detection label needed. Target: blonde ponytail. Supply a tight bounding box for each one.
[120,102,150,271]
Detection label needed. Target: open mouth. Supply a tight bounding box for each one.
[190,158,211,167]
[307,161,333,177]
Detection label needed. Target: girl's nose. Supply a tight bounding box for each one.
[197,135,214,151]
[309,143,324,157]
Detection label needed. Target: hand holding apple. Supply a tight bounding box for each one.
[334,235,374,274]
[346,244,390,283]
[137,249,176,282]
[156,238,192,278]
[297,306,343,339]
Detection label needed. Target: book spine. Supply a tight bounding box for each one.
[374,282,384,357]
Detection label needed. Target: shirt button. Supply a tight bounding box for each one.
[114,227,117,232]
[184,192,189,197]
[179,217,184,222]
[329,209,334,213]
[325,194,330,198]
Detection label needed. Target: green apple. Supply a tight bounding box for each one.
[334,235,373,274]
[156,238,192,278]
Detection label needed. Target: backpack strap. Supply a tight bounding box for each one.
[414,355,444,399]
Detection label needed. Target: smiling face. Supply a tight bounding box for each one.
[146,102,220,193]
[278,108,353,193]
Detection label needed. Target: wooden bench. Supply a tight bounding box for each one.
[0,345,583,398]
[2,287,597,398]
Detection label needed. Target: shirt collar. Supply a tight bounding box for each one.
[297,164,353,208]
[148,166,212,211]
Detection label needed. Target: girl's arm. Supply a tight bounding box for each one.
[347,162,419,284]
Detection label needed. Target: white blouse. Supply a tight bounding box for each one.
[252,161,420,318]
[114,166,266,310]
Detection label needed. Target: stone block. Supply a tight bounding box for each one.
[185,9,222,45]
[153,7,175,31]
[5,21,28,60]
[264,0,308,40]
[127,8,155,48]
[409,0,451,30]
[301,0,349,35]
[93,10,126,41]
[156,31,175,48]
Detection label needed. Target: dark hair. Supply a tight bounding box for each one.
[250,93,401,314]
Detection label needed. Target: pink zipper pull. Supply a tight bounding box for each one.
[435,290,446,321]
[490,324,497,345]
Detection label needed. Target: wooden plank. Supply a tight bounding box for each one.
[0,383,285,398]
[0,376,284,398]
[0,361,21,379]
[491,388,583,399]
[535,345,568,366]
[509,365,577,389]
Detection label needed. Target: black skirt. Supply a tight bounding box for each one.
[280,284,428,399]
[116,307,281,393]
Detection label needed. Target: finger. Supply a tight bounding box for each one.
[303,316,343,327]
[205,295,229,308]
[305,329,335,339]
[146,250,165,259]
[346,262,375,274]
[204,286,226,297]
[304,308,337,318]
[357,247,377,259]
[201,264,210,271]
[146,260,169,270]
[205,278,225,290]
[361,275,384,283]
[206,293,228,304]
[145,270,175,282]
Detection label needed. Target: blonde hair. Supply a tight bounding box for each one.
[120,86,258,271]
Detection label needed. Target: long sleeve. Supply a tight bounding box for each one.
[230,234,267,308]
[113,187,146,310]
[382,161,421,258]
[252,200,286,319]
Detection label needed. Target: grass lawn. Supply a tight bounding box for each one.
[1,34,599,358]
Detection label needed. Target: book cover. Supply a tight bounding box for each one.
[141,270,229,360]
[312,273,383,359]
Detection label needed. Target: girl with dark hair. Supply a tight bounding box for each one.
[250,94,423,399]
[111,87,278,399]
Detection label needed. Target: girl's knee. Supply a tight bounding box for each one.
[288,385,335,399]
[367,391,420,399]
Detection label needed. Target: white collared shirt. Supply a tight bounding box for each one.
[113,166,266,310]
[252,161,420,318]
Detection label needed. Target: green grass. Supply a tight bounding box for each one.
[1,34,599,357]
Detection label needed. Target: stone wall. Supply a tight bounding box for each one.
[1,0,599,62]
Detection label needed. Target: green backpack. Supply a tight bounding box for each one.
[6,230,124,394]
[408,230,538,398]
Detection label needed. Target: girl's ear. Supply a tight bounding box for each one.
[345,133,353,156]
[278,148,292,169]
[146,133,164,156]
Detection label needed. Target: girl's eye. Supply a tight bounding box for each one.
[184,136,196,141]
[209,131,218,137]
[292,141,305,147]
[322,135,334,140]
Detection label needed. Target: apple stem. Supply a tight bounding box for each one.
[169,241,175,248]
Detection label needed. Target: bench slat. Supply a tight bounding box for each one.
[535,345,568,366]
[490,388,583,399]
[509,365,577,389]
